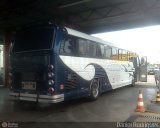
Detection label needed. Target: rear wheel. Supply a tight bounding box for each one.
[89,79,99,101]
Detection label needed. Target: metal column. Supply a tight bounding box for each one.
[4,33,12,87]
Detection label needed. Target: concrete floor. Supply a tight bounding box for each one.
[0,75,158,122]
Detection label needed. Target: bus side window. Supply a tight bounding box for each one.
[97,44,104,58]
[87,41,97,58]
[60,36,77,56]
[100,45,105,58]
[105,46,112,59]
[122,50,127,60]
[118,49,122,60]
[111,47,118,60]
[78,38,87,56]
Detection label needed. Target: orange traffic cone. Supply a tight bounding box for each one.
[156,91,160,103]
[136,90,145,112]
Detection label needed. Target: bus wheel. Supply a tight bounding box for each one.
[89,79,99,101]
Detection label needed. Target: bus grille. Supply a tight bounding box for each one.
[65,73,77,90]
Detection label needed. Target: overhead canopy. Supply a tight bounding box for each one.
[0,0,160,35]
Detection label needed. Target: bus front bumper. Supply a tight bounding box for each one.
[9,92,64,103]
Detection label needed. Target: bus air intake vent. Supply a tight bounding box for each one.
[65,73,77,90]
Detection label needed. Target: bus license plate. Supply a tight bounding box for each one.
[22,82,36,90]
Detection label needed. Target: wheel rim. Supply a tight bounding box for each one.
[92,83,99,98]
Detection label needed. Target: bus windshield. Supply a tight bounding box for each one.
[13,27,54,52]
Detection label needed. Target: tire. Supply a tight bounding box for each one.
[89,79,99,101]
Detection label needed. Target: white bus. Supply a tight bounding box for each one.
[9,25,147,103]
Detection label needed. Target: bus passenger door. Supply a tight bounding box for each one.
[131,57,140,82]
[139,56,147,82]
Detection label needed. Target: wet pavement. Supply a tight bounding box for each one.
[0,75,159,123]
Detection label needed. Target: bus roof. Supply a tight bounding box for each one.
[65,27,115,47]
[65,27,137,54]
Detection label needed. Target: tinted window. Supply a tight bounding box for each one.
[96,44,101,57]
[13,27,54,52]
[60,36,78,56]
[87,41,97,57]
[78,39,87,56]
[105,46,112,58]
[60,35,112,59]
[100,45,105,57]
[97,44,104,58]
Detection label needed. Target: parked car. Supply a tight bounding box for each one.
[147,67,155,75]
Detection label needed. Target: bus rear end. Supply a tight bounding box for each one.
[9,26,64,103]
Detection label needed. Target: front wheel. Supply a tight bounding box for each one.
[89,79,99,101]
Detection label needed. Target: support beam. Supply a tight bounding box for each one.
[4,33,12,87]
